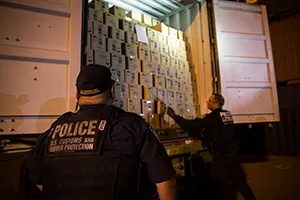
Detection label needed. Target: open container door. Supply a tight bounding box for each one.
[210,0,280,123]
[0,0,83,135]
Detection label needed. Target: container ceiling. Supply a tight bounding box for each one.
[88,0,201,20]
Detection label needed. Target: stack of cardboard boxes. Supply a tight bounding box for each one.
[86,0,199,129]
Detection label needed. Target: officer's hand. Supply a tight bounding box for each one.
[167,107,176,119]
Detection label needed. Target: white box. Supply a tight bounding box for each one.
[179,60,188,71]
[157,87,167,101]
[178,40,186,51]
[127,57,141,72]
[157,32,168,45]
[141,100,154,114]
[154,75,166,88]
[88,20,93,34]
[169,26,178,38]
[170,57,179,69]
[161,54,170,67]
[127,98,141,114]
[111,53,125,69]
[174,69,180,80]
[111,66,125,82]
[89,0,108,12]
[139,72,153,87]
[166,78,174,90]
[107,38,122,55]
[123,20,135,32]
[93,22,108,37]
[105,13,119,27]
[113,98,127,111]
[167,90,176,103]
[178,30,184,40]
[142,86,157,99]
[166,68,174,78]
[91,35,106,51]
[169,46,177,57]
[125,32,137,45]
[109,5,126,19]
[176,92,183,104]
[125,43,138,58]
[141,60,156,74]
[152,22,169,35]
[86,51,94,65]
[176,80,182,92]
[156,65,166,76]
[94,50,110,68]
[147,28,158,41]
[109,27,125,42]
[150,51,160,64]
[89,8,104,24]
[127,10,142,22]
[114,82,129,98]
[125,70,139,85]
[149,40,160,52]
[129,84,142,99]
[138,46,151,61]
[152,18,160,26]
[143,15,152,26]
[160,44,169,55]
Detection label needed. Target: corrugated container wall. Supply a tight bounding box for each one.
[269,14,300,82]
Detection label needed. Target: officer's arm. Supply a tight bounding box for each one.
[173,115,208,136]
[30,130,49,191]
[138,122,179,200]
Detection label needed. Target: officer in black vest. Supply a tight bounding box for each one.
[167,94,256,200]
[30,64,178,200]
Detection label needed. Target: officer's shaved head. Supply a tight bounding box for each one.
[212,93,225,107]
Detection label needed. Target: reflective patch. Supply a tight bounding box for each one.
[220,111,234,125]
[98,120,107,131]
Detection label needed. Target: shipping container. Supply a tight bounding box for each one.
[0,0,280,135]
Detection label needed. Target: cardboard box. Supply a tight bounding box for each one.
[88,8,104,24]
[154,75,166,88]
[110,66,125,82]
[113,98,127,111]
[127,10,142,22]
[161,54,170,67]
[169,26,178,39]
[160,44,169,55]
[109,5,126,19]
[149,51,160,64]
[139,72,153,87]
[147,28,158,41]
[160,114,169,129]
[178,30,184,40]
[142,86,157,99]
[107,38,122,55]
[105,13,119,27]
[156,100,167,114]
[152,22,169,35]
[166,68,174,78]
[122,20,135,32]
[156,65,166,76]
[125,70,139,85]
[93,22,108,37]
[108,27,125,42]
[176,92,183,104]
[125,32,137,45]
[143,15,152,26]
[141,100,154,114]
[125,43,138,58]
[86,50,94,65]
[114,82,129,98]
[111,53,125,69]
[91,35,106,51]
[128,84,142,99]
[157,32,168,45]
[138,46,151,61]
[127,98,141,114]
[94,50,110,68]
[89,0,108,12]
[141,60,156,74]
[166,77,174,90]
[147,114,160,129]
[126,57,141,72]
[149,40,160,52]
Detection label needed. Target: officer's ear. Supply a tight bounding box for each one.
[110,86,115,99]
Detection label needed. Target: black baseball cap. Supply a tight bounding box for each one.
[76,64,115,96]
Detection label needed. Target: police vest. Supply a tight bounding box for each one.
[42,106,142,200]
